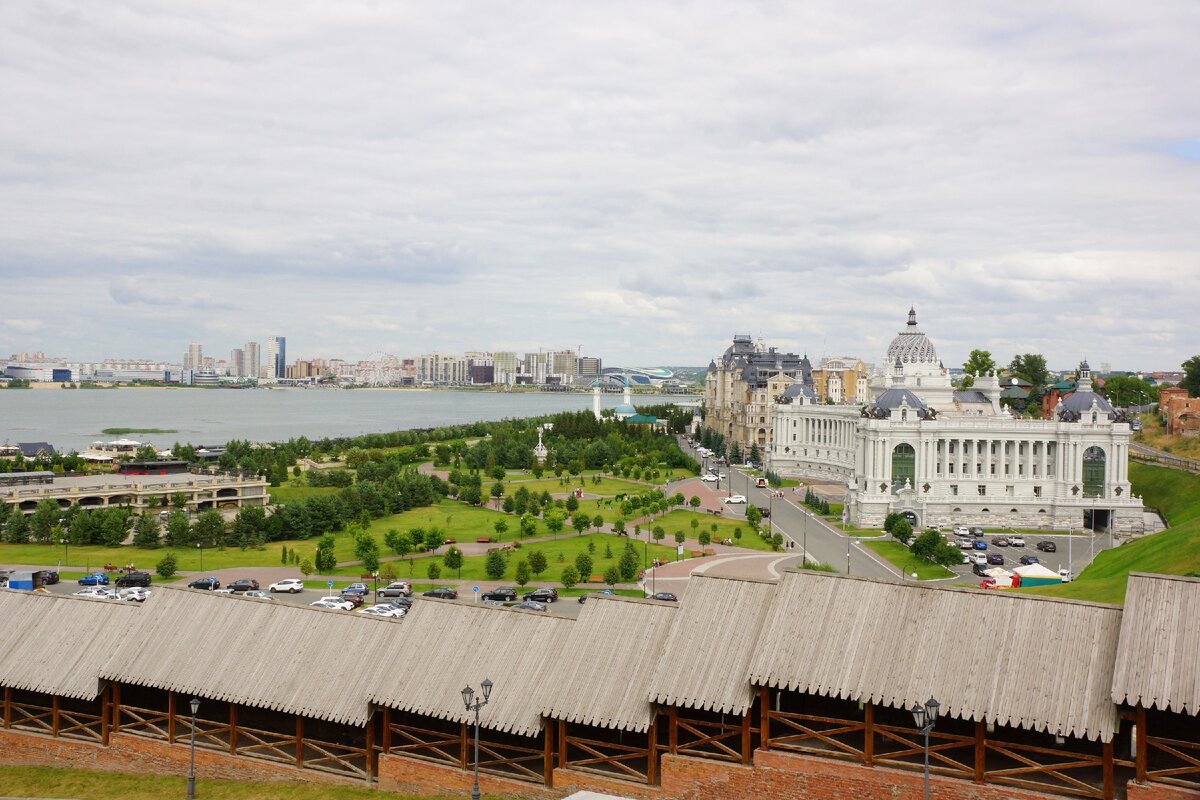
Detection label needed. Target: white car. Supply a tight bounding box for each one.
[969,553,988,566]
[699,474,719,483]
[952,524,968,537]
[358,605,401,618]
[310,597,352,611]
[268,578,305,593]
[74,587,119,600]
[243,590,273,601]
[213,587,235,594]
[723,495,748,505]
[118,587,151,602]
[1009,536,1026,547]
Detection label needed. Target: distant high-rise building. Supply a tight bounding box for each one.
[493,352,517,385]
[230,348,245,377]
[577,356,602,378]
[183,342,203,371]
[550,350,578,379]
[244,342,261,379]
[266,336,286,379]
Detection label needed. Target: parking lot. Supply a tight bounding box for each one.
[938,527,1114,584]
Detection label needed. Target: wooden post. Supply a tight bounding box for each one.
[1135,703,1147,784]
[669,705,678,754]
[111,683,121,734]
[543,719,555,788]
[295,715,304,768]
[647,714,659,785]
[364,710,375,783]
[1103,740,1114,800]
[558,719,567,769]
[2,687,10,729]
[229,703,238,754]
[101,685,110,745]
[759,686,771,750]
[168,691,176,744]
[51,694,60,737]
[381,707,391,754]
[460,722,469,769]
[974,720,986,783]
[863,702,874,765]
[741,709,752,764]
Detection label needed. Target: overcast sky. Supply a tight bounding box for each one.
[1,1,1197,372]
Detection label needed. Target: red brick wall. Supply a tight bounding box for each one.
[1128,783,1200,800]
[378,753,556,799]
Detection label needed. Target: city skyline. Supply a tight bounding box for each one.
[2,3,1197,370]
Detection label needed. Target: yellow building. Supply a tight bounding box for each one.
[809,357,870,404]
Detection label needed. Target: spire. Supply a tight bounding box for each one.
[907,306,918,327]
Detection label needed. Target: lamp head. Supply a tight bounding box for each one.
[909,701,925,729]
[190,697,201,716]
[461,686,474,710]
[481,678,493,703]
[925,697,940,725]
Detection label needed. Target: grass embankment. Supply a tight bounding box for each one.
[100,427,178,435]
[0,765,486,800]
[1135,411,1200,460]
[863,540,956,580]
[268,478,340,503]
[650,509,778,552]
[483,475,651,497]
[1021,462,1200,604]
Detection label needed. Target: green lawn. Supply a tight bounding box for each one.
[268,478,340,504]
[0,766,487,800]
[649,510,779,552]
[385,532,677,583]
[1020,463,1200,604]
[863,540,955,580]
[487,476,648,497]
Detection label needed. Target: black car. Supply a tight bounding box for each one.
[35,570,60,586]
[757,506,771,519]
[383,597,413,611]
[986,553,1005,566]
[971,562,989,577]
[649,592,678,602]
[1036,540,1057,552]
[482,587,517,602]
[115,571,152,588]
[1019,555,1041,566]
[578,589,615,604]
[188,577,220,590]
[423,587,458,600]
[969,526,984,537]
[226,579,260,592]
[523,587,558,603]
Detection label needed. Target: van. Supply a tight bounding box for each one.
[755,477,768,488]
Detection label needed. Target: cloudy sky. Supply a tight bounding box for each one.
[2,1,1197,371]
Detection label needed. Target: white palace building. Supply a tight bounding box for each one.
[767,309,1144,533]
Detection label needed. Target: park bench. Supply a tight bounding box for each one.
[475,536,492,543]
[587,575,605,583]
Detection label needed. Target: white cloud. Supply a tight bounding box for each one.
[0,0,1197,370]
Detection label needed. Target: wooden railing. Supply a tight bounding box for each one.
[669,706,750,764]
[232,724,297,765]
[383,719,462,767]
[117,704,171,741]
[303,737,368,778]
[984,737,1110,799]
[765,709,866,761]
[476,735,545,782]
[874,722,975,779]
[1145,734,1200,789]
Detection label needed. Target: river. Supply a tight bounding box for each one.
[0,388,698,452]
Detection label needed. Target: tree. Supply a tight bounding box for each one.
[932,540,965,568]
[314,534,337,574]
[485,550,507,580]
[591,513,604,531]
[427,562,442,581]
[4,512,30,544]
[132,513,160,549]
[490,481,505,508]
[423,528,446,552]
[729,441,743,464]
[1183,355,1200,397]
[612,518,626,536]
[910,529,942,561]
[698,530,711,547]
[170,492,189,510]
[193,510,226,548]
[354,530,380,573]
[29,499,61,543]
[892,519,914,545]
[155,552,178,579]
[1099,375,1156,408]
[520,513,537,538]
[689,496,701,509]
[300,558,313,579]
[618,547,639,581]
[748,443,761,465]
[280,545,290,564]
[746,506,762,529]
[960,349,996,388]
[572,514,591,535]
[575,553,594,580]
[443,545,464,579]
[734,527,742,541]
[603,566,620,587]
[771,533,784,550]
[674,530,685,545]
[545,509,565,538]
[528,550,548,576]
[493,519,509,541]
[653,526,665,543]
[514,560,532,587]
[560,566,580,589]
[1008,353,1051,394]
[565,495,579,514]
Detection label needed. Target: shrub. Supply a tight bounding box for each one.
[560,566,580,589]
[155,552,178,579]
[892,519,914,545]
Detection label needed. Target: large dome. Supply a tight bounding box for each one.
[885,307,939,365]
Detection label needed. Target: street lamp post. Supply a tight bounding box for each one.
[372,570,379,600]
[461,679,494,800]
[187,697,201,799]
[910,697,940,800]
[803,509,808,566]
[61,537,69,568]
[197,542,203,571]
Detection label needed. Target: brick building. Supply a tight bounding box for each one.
[1160,387,1200,437]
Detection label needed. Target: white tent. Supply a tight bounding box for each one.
[1014,563,1061,580]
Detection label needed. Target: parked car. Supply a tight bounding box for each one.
[74,587,115,599]
[970,526,984,537]
[378,581,412,598]
[514,600,548,612]
[957,538,973,550]
[35,570,59,586]
[971,563,989,577]
[1036,540,1057,552]
[987,553,1005,566]
[1009,536,1026,547]
[115,571,152,588]
[482,587,517,602]
[213,587,235,594]
[359,605,401,618]
[723,495,747,505]
[969,553,987,566]
[343,582,369,595]
[339,592,365,608]
[648,592,678,602]
[757,506,771,518]
[990,537,1010,548]
[188,577,220,590]
[523,587,558,603]
[268,578,305,594]
[310,597,353,611]
[980,578,998,590]
[1019,555,1041,566]
[1058,569,1074,582]
[242,590,273,601]
[972,540,988,551]
[77,573,110,586]
[952,524,968,537]
[423,587,458,600]
[118,587,151,602]
[578,589,615,604]
[699,474,719,483]
[383,597,413,611]
[226,578,260,593]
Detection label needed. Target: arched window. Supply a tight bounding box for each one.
[1083,446,1106,498]
[891,443,915,492]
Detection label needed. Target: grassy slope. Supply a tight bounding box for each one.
[0,766,484,800]
[863,540,955,580]
[1021,462,1200,604]
[650,509,779,552]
